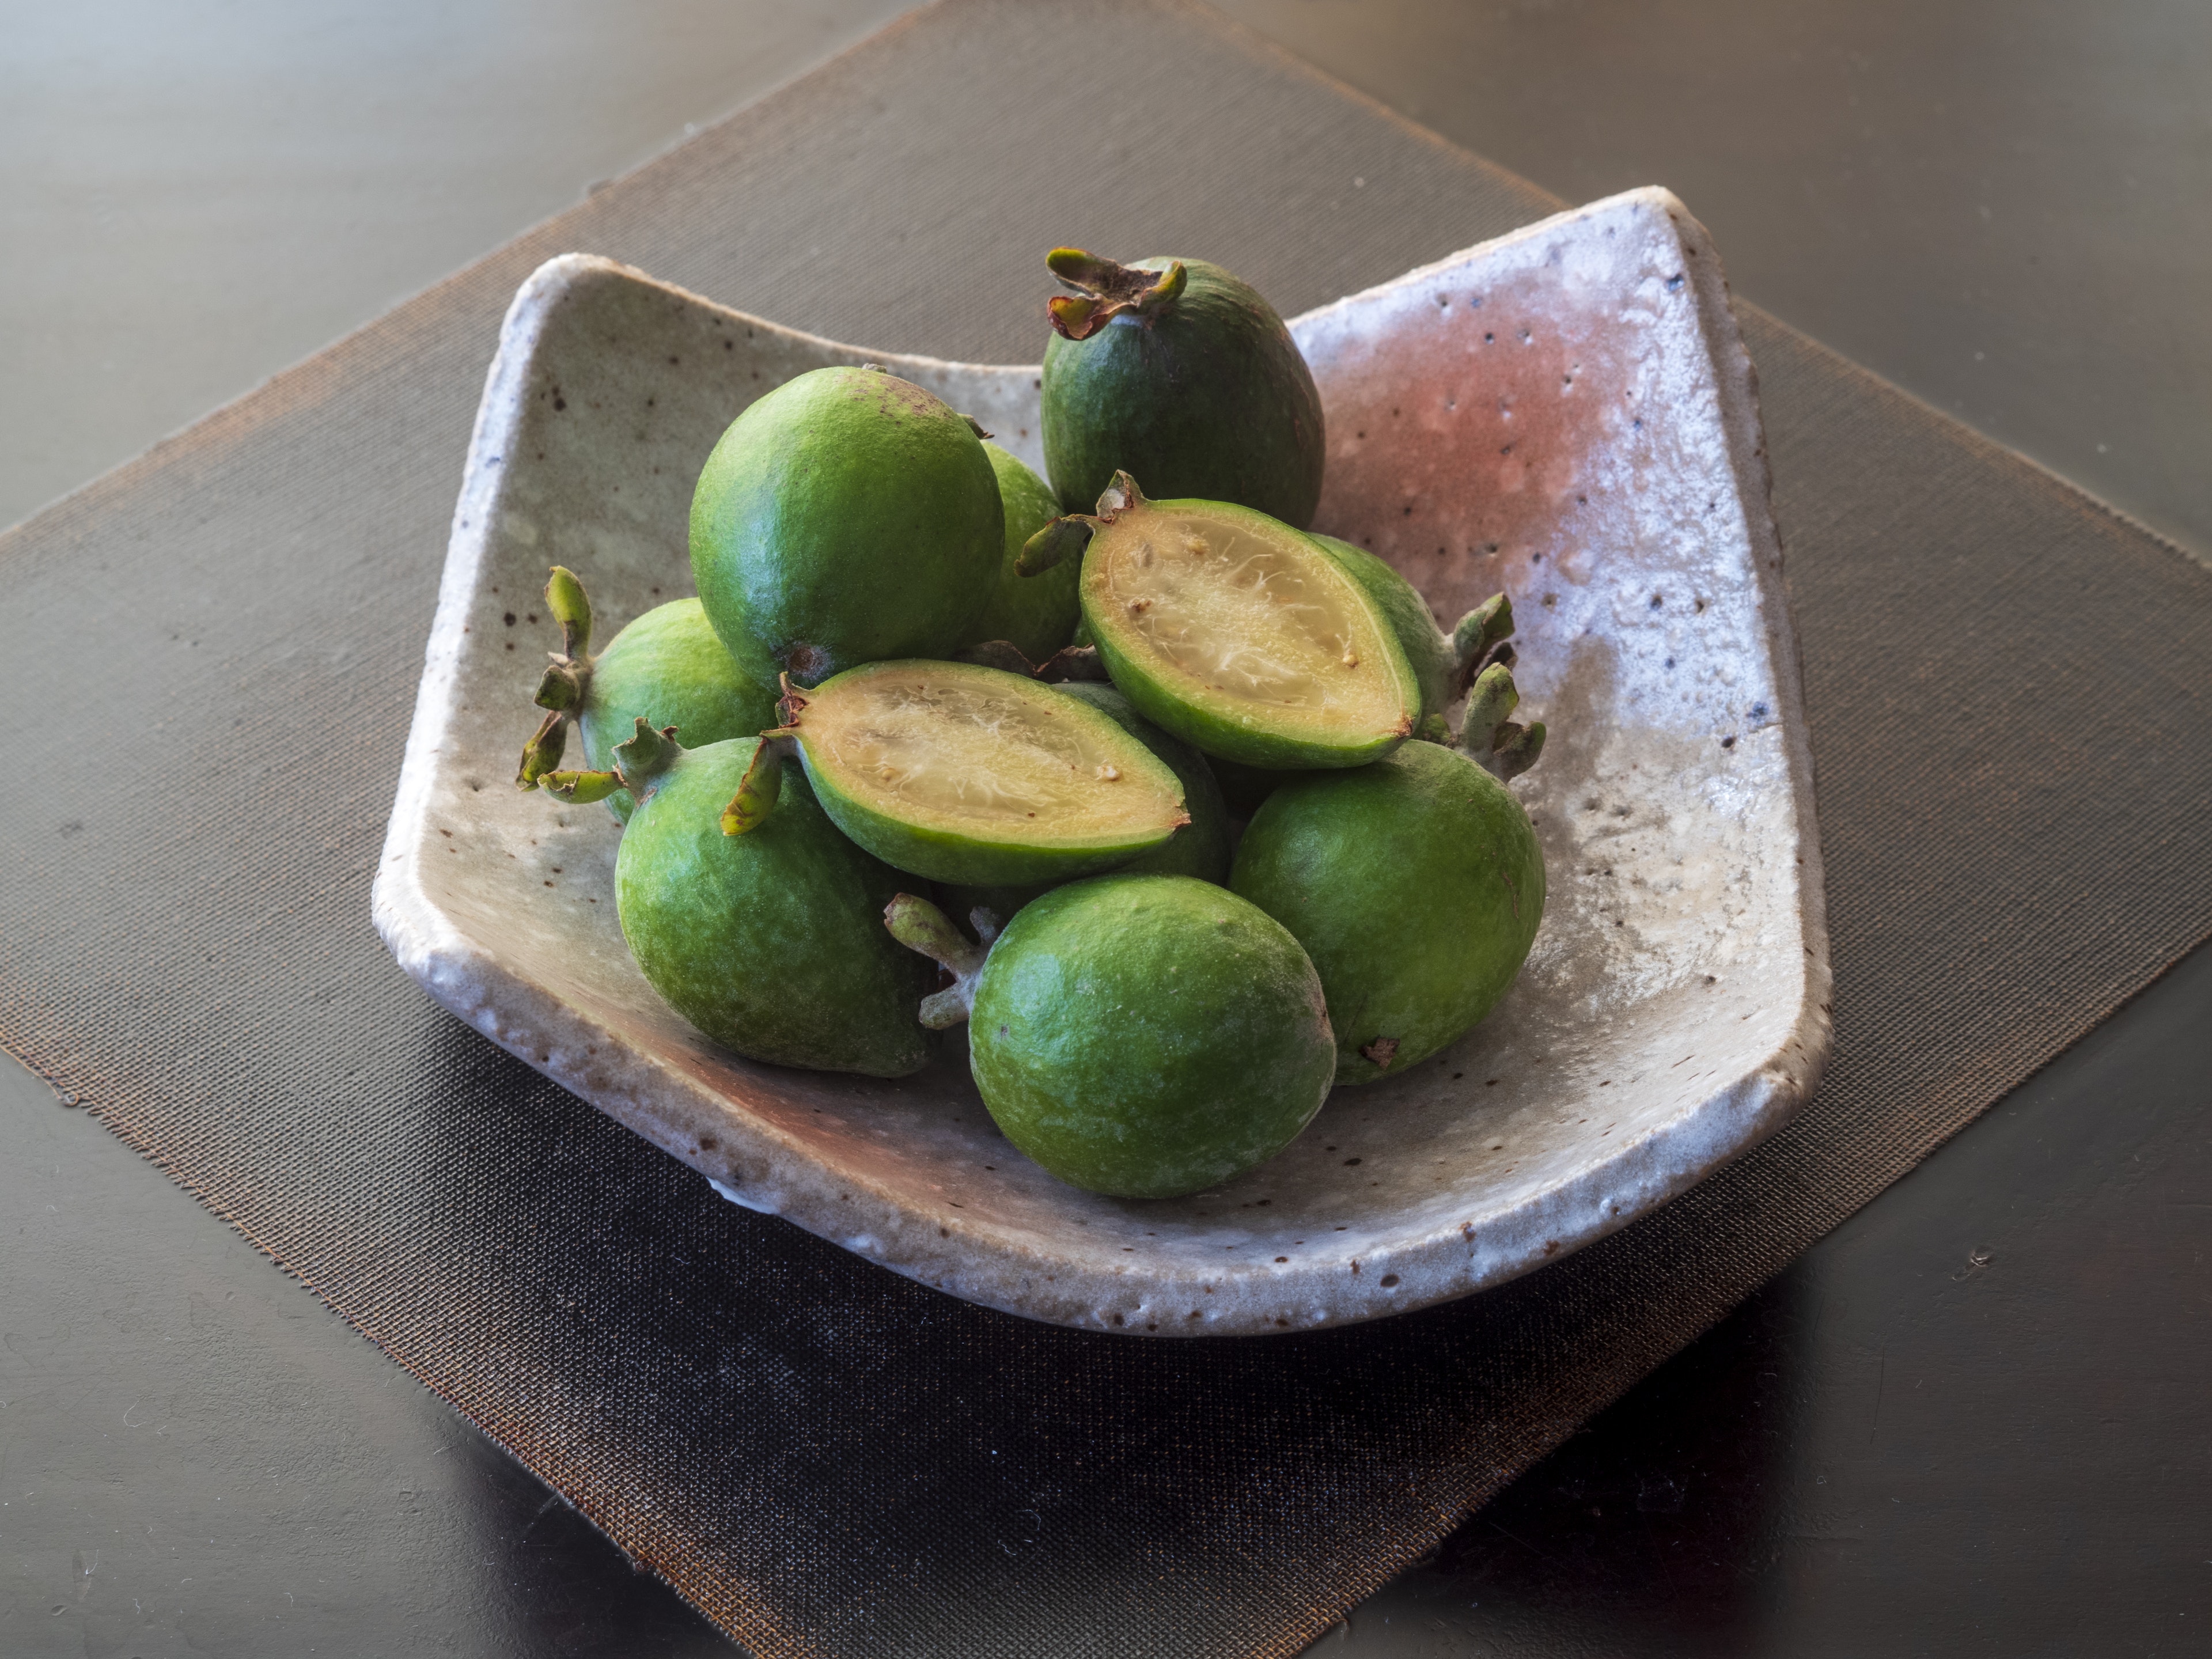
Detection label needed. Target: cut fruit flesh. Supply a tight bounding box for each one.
[781,660,1189,885]
[1081,499,1418,768]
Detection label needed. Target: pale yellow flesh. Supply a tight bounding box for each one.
[1093,511,1405,729]
[803,667,1182,839]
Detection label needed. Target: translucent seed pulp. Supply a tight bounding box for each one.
[799,665,1183,843]
[1092,509,1407,734]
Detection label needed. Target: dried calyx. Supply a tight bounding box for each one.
[514,565,598,787]
[1045,250,1188,342]
[882,893,1002,1029]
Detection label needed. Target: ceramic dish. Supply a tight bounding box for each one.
[373,187,1831,1336]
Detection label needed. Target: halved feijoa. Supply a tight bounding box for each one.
[937,679,1234,925]
[1063,479,1419,769]
[744,660,1188,885]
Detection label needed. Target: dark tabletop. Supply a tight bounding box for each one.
[3,3,2206,1654]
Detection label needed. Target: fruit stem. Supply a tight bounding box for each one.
[1450,592,1517,695]
[516,709,568,789]
[1459,662,1518,753]
[883,893,990,1029]
[1016,517,1093,577]
[1045,250,1188,341]
[1491,722,1547,780]
[545,565,593,659]
[515,566,600,789]
[541,716,683,806]
[1458,664,1547,779]
[720,737,795,835]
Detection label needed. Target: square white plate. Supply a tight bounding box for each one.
[374,187,1830,1336]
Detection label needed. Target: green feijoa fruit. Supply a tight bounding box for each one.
[1041,251,1325,527]
[1232,738,1546,1085]
[545,721,931,1077]
[1055,478,1419,769]
[957,444,1081,663]
[690,365,1002,687]
[745,660,1188,887]
[938,680,1233,922]
[885,877,1335,1198]
[514,567,779,822]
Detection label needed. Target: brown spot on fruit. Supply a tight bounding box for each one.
[783,641,830,681]
[1359,1037,1399,1067]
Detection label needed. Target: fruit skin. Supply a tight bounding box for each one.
[1077,493,1419,770]
[577,599,779,823]
[1231,740,1545,1085]
[1042,256,1325,528]
[690,365,1002,687]
[616,736,932,1077]
[958,444,1081,662]
[775,661,1188,888]
[940,680,1233,922]
[965,876,1335,1198]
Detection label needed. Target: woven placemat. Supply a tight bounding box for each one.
[2,3,2205,1654]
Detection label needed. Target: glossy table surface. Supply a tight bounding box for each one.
[3,3,2206,1653]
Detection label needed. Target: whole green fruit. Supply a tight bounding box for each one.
[1231,740,1545,1085]
[690,365,1002,687]
[957,444,1082,662]
[1041,251,1325,527]
[886,877,1335,1198]
[557,721,933,1077]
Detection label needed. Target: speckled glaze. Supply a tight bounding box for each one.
[373,188,1831,1337]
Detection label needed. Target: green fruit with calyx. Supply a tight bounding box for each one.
[1041,250,1325,528]
[1018,474,1419,770]
[540,719,931,1077]
[1309,536,1520,730]
[1230,672,1548,1085]
[514,566,778,822]
[886,877,1335,1198]
[731,659,1189,887]
[956,444,1081,663]
[690,363,1002,688]
[939,679,1233,923]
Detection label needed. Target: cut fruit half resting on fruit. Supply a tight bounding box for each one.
[1021,474,1419,770]
[727,658,1190,887]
